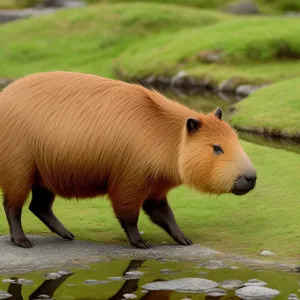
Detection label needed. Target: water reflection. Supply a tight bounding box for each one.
[2,258,298,300]
[4,272,73,300]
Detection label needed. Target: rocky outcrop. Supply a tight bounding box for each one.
[224,1,259,15]
[0,0,85,24]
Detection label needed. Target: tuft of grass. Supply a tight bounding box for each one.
[230,77,300,135]
[116,16,300,82]
[0,141,299,259]
[0,3,229,79]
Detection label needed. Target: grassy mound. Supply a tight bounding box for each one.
[0,141,299,259]
[230,78,300,135]
[86,0,300,14]
[116,16,300,85]
[0,3,228,79]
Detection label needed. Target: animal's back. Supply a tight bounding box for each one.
[0,71,189,199]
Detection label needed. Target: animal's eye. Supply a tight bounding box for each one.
[213,144,223,155]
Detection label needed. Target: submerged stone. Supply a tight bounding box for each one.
[205,288,227,297]
[37,295,50,299]
[0,291,12,299]
[288,294,299,300]
[245,279,267,287]
[84,279,100,285]
[124,271,144,279]
[45,273,61,280]
[236,286,280,300]
[108,276,124,281]
[142,278,218,293]
[199,260,228,270]
[123,294,137,299]
[221,279,244,290]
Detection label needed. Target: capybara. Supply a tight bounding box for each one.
[0,71,257,249]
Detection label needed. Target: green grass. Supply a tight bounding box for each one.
[85,0,300,14]
[230,78,300,135]
[0,141,299,260]
[116,16,300,86]
[0,3,229,79]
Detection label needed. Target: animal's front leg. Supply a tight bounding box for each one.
[110,189,151,249]
[143,196,193,246]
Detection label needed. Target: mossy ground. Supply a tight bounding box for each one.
[0,1,299,260]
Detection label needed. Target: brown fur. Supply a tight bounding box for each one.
[0,71,256,248]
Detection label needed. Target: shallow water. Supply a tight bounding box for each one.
[1,258,299,300]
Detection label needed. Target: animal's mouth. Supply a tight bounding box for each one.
[231,187,252,196]
[231,173,257,196]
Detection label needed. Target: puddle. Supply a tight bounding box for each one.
[0,258,299,300]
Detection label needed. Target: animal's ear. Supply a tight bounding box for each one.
[186,117,201,133]
[214,107,223,120]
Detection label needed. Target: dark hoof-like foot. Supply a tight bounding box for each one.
[174,235,193,246]
[12,236,34,248]
[131,239,152,249]
[63,230,75,240]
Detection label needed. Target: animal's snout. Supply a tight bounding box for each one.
[232,171,257,195]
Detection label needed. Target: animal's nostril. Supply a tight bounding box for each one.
[245,175,257,182]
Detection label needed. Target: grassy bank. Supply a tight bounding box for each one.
[0,3,229,79]
[117,16,300,87]
[230,78,300,136]
[0,141,299,259]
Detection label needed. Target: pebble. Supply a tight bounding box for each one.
[205,288,227,297]
[142,278,218,292]
[230,266,240,270]
[37,295,50,299]
[236,286,280,300]
[0,291,12,299]
[58,270,73,276]
[108,276,124,281]
[221,279,244,290]
[260,250,275,256]
[160,269,173,274]
[45,273,61,280]
[245,279,267,287]
[288,294,299,300]
[198,260,228,270]
[198,271,208,275]
[84,279,100,285]
[123,294,137,299]
[124,271,144,279]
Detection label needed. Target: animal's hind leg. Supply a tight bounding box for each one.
[29,185,74,240]
[3,197,33,248]
[142,196,193,246]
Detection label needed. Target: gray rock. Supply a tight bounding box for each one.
[236,286,280,300]
[142,278,219,293]
[236,84,261,96]
[205,288,227,297]
[37,295,50,299]
[224,1,259,15]
[45,273,61,280]
[288,294,299,300]
[245,279,267,286]
[160,269,173,274]
[221,279,244,290]
[198,260,228,270]
[218,78,242,94]
[123,294,137,299]
[108,276,124,281]
[58,270,73,276]
[198,271,208,275]
[124,271,144,279]
[84,279,100,285]
[260,250,275,256]
[230,266,240,270]
[0,291,12,300]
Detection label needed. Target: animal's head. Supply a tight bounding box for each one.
[178,107,256,196]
